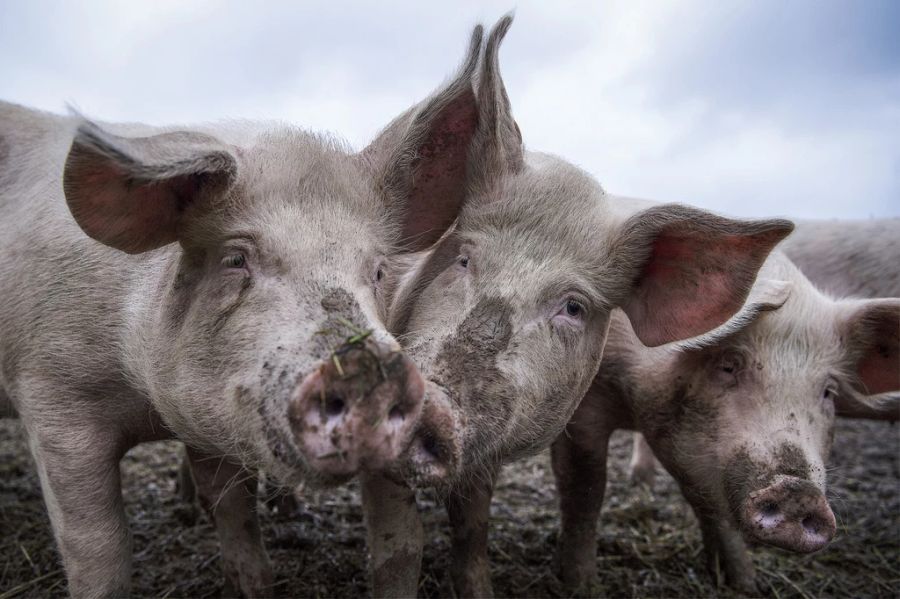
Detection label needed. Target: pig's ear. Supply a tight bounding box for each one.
[674,277,792,350]
[469,13,525,196]
[834,298,900,420]
[365,26,483,252]
[614,204,794,347]
[63,119,237,254]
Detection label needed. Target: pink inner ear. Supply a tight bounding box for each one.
[627,231,771,346]
[858,349,899,395]
[402,89,478,249]
[68,159,187,253]
[856,322,899,395]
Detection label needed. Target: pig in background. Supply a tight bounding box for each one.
[0,26,486,597]
[552,249,900,594]
[628,217,900,483]
[779,219,900,298]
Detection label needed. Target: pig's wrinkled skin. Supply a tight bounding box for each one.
[553,252,900,594]
[359,17,794,598]
[0,27,484,598]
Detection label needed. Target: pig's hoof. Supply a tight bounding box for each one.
[728,574,762,597]
[557,571,602,598]
[265,487,300,515]
[222,558,276,598]
[553,555,599,596]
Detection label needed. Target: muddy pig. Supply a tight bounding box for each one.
[553,251,900,594]
[629,217,900,486]
[0,27,485,599]
[355,17,795,598]
[175,18,793,596]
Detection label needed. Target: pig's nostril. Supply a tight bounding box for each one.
[760,501,779,518]
[802,515,820,534]
[323,395,345,417]
[388,404,405,422]
[421,433,443,462]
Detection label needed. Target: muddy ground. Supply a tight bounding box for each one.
[1,418,897,598]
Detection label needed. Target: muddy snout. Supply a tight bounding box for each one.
[289,338,424,477]
[740,475,836,553]
[403,382,462,487]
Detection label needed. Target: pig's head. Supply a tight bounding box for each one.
[653,253,899,553]
[59,28,484,486]
[384,16,794,488]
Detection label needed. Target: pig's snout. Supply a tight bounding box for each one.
[741,476,836,553]
[289,338,424,477]
[404,383,462,486]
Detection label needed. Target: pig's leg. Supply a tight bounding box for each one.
[176,447,196,503]
[700,519,758,594]
[361,472,423,598]
[445,468,498,599]
[26,419,132,598]
[551,426,611,591]
[185,447,273,597]
[627,432,658,487]
[682,489,758,594]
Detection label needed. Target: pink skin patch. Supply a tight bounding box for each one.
[627,228,782,347]
[403,90,479,249]
[288,342,425,477]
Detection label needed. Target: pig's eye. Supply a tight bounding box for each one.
[719,352,744,374]
[565,299,583,318]
[822,384,837,402]
[376,268,384,282]
[458,256,470,269]
[554,298,586,324]
[222,253,247,269]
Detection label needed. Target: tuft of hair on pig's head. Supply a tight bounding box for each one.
[60,26,487,487]
[385,15,794,489]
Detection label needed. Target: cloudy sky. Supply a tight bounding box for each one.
[1,0,897,219]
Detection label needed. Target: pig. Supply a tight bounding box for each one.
[629,217,900,486]
[0,27,485,598]
[779,218,900,298]
[552,251,900,594]
[355,17,797,598]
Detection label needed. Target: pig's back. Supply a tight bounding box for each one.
[0,101,149,400]
[779,219,900,298]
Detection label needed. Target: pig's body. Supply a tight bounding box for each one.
[0,29,485,596]
[779,219,900,298]
[553,251,900,593]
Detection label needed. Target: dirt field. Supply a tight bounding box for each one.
[1,417,897,598]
